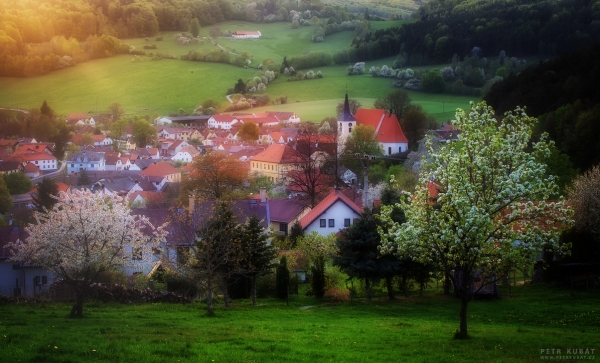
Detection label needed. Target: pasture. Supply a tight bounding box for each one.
[0,20,472,123]
[0,284,597,362]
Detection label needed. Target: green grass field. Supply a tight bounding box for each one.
[0,283,597,362]
[0,20,473,123]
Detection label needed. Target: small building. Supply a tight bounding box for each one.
[299,189,362,236]
[232,31,261,39]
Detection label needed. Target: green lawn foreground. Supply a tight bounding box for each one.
[0,284,598,363]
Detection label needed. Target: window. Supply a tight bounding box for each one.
[320,219,326,228]
[388,147,392,155]
[328,219,335,227]
[279,223,288,236]
[344,219,351,227]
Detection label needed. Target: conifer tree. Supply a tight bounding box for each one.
[275,255,290,299]
[77,169,91,186]
[240,215,276,306]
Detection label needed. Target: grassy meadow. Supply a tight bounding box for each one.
[0,20,472,123]
[0,284,598,363]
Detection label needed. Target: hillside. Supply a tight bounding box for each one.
[350,0,600,64]
[485,44,600,171]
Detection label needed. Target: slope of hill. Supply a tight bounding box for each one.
[485,44,600,171]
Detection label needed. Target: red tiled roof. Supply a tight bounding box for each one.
[129,191,166,204]
[0,140,17,147]
[139,162,180,178]
[66,113,88,121]
[23,162,40,172]
[8,152,56,162]
[252,144,303,164]
[211,114,238,122]
[354,108,408,144]
[299,190,362,229]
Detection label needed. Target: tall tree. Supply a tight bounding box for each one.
[193,200,242,316]
[131,119,157,148]
[40,100,54,118]
[9,190,166,317]
[568,164,600,244]
[401,105,436,151]
[77,169,91,186]
[275,255,290,299]
[3,172,33,195]
[109,102,125,122]
[373,90,411,120]
[238,121,260,143]
[233,79,246,94]
[32,178,59,212]
[182,151,248,201]
[189,18,201,37]
[336,99,361,117]
[0,176,12,214]
[342,124,383,173]
[379,102,573,339]
[239,215,276,306]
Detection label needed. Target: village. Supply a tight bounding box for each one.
[0,93,452,298]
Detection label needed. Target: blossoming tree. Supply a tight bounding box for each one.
[9,190,167,317]
[379,102,573,339]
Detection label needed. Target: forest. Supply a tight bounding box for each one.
[485,44,600,172]
[350,0,600,64]
[0,0,236,76]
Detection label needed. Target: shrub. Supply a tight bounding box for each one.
[155,36,163,41]
[347,62,365,75]
[276,256,290,299]
[324,287,350,302]
[317,70,322,78]
[311,256,326,298]
[143,44,157,49]
[440,66,455,81]
[305,70,315,79]
[403,78,422,90]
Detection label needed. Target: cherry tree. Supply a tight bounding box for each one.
[379,102,573,339]
[10,190,167,317]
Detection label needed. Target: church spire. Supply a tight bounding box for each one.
[338,92,356,122]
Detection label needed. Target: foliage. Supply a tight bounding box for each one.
[77,169,91,186]
[310,256,326,298]
[9,189,165,316]
[0,176,11,214]
[402,104,437,151]
[568,164,600,245]
[182,151,248,201]
[237,121,260,142]
[336,99,361,117]
[189,18,201,38]
[486,44,600,171]
[31,178,59,213]
[109,102,125,122]
[2,172,33,195]
[193,200,242,316]
[275,255,290,299]
[379,102,573,338]
[421,68,446,93]
[373,89,411,119]
[239,216,277,306]
[289,221,304,248]
[131,119,157,148]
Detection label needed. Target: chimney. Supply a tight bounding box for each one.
[260,187,267,203]
[188,194,195,214]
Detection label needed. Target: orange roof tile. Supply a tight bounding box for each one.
[252,144,303,164]
[139,162,181,178]
[354,108,408,144]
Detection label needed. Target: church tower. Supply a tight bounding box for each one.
[337,92,356,151]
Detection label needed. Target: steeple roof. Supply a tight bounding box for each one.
[337,92,356,122]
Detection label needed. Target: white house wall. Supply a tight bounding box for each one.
[303,200,360,236]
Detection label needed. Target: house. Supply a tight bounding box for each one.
[139,162,181,184]
[299,189,362,235]
[93,134,113,147]
[207,114,240,130]
[66,113,89,126]
[23,162,41,178]
[0,161,22,174]
[232,30,261,39]
[269,197,310,236]
[171,145,200,163]
[129,191,166,208]
[104,153,123,171]
[7,152,58,171]
[125,138,136,150]
[266,111,301,124]
[67,150,106,173]
[250,144,305,183]
[337,93,409,155]
[0,226,54,297]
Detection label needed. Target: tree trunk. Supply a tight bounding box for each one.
[458,269,471,339]
[251,275,257,306]
[70,292,84,317]
[443,273,452,295]
[365,278,372,301]
[206,279,214,316]
[221,276,230,307]
[385,276,395,300]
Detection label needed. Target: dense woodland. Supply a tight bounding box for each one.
[485,44,600,172]
[351,0,600,64]
[0,0,237,76]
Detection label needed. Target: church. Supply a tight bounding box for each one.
[337,93,409,156]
